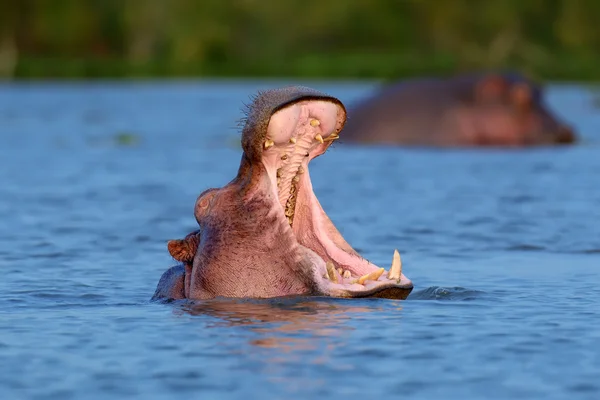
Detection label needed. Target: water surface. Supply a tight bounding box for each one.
[1,80,599,399]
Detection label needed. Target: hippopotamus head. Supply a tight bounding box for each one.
[153,86,413,301]
[460,73,575,146]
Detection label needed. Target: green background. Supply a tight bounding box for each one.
[1,0,599,81]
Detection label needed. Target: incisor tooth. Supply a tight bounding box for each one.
[388,249,402,280]
[264,139,274,149]
[337,268,343,275]
[314,134,324,144]
[310,119,320,127]
[289,137,297,144]
[343,270,351,279]
[358,268,385,285]
[326,261,338,284]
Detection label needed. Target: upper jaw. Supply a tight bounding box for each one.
[260,98,344,223]
[241,86,346,163]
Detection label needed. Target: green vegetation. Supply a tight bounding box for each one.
[114,132,140,147]
[1,0,599,81]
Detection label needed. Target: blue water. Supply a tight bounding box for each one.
[1,80,599,400]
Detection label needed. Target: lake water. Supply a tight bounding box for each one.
[1,80,599,400]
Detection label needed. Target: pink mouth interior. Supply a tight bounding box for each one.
[260,99,413,297]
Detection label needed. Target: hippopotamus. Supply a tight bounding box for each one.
[152,86,413,301]
[342,72,576,147]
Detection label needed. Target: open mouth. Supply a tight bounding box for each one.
[261,98,413,299]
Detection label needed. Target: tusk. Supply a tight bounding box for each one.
[326,261,338,283]
[264,139,274,149]
[388,249,402,280]
[357,268,385,285]
[324,133,339,142]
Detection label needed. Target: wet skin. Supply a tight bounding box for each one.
[342,72,576,147]
[152,86,413,301]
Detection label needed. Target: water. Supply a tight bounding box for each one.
[1,80,599,400]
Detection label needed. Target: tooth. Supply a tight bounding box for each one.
[358,268,385,285]
[326,261,338,283]
[276,168,282,178]
[281,154,288,160]
[310,119,320,127]
[292,175,299,183]
[314,134,324,144]
[297,166,304,174]
[264,139,274,149]
[324,133,339,142]
[388,249,402,280]
[289,137,297,144]
[337,268,343,275]
[343,270,351,279]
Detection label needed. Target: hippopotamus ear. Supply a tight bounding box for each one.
[167,231,200,263]
[475,74,509,102]
[509,82,533,110]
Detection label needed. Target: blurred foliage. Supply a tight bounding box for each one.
[0,0,599,80]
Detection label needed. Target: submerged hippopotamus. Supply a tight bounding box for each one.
[152,86,413,301]
[342,72,576,147]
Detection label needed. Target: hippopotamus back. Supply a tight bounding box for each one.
[342,72,575,147]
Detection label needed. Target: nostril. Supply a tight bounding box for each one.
[556,126,576,144]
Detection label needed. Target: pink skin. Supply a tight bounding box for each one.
[152,87,413,301]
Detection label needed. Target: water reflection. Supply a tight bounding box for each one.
[177,297,401,354]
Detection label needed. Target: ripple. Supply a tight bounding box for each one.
[409,286,487,301]
[567,383,600,393]
[505,244,547,251]
[580,248,600,254]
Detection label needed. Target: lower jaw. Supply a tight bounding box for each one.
[330,284,413,300]
[280,170,413,298]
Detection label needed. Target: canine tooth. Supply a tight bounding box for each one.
[324,133,339,142]
[264,139,274,149]
[314,134,324,144]
[358,268,385,285]
[289,137,297,144]
[326,261,338,283]
[388,249,402,280]
[310,119,320,127]
[343,270,351,279]
[337,268,343,275]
